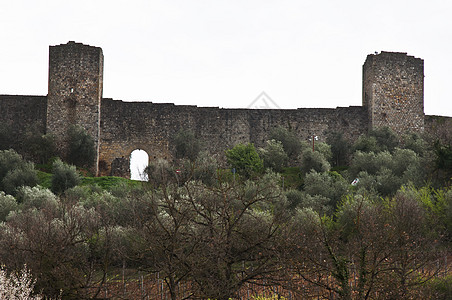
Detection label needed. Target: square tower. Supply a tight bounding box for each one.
[47,41,103,174]
[363,52,424,134]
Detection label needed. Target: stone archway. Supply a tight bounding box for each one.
[130,149,149,181]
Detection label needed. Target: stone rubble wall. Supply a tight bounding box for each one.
[99,98,368,176]
[0,95,47,150]
[363,52,424,134]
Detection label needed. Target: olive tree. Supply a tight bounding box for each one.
[51,159,80,195]
[0,150,37,196]
[269,126,302,160]
[67,125,96,169]
[259,139,289,172]
[226,143,263,179]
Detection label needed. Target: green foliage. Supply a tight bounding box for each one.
[259,139,289,172]
[349,149,424,196]
[269,126,302,159]
[0,150,25,181]
[67,125,96,168]
[174,129,202,161]
[326,131,351,167]
[280,167,303,190]
[353,135,378,153]
[402,132,428,156]
[314,142,332,162]
[145,158,175,187]
[286,188,445,299]
[285,189,331,215]
[301,148,330,175]
[2,165,38,196]
[434,141,452,180]
[0,199,100,298]
[36,170,52,189]
[353,126,399,153]
[16,186,58,210]
[51,159,80,194]
[0,150,37,196]
[192,151,218,186]
[226,143,263,179]
[22,128,56,164]
[303,170,348,209]
[422,276,452,300]
[369,126,399,152]
[0,191,18,221]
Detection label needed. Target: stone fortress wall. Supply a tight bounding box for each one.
[99,100,367,176]
[0,42,450,177]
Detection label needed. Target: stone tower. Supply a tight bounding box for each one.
[47,41,103,175]
[362,51,424,134]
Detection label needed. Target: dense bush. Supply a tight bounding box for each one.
[51,159,80,194]
[0,150,37,196]
[0,191,17,221]
[303,170,349,208]
[226,143,263,179]
[300,148,330,175]
[348,148,424,196]
[145,158,175,187]
[174,129,202,161]
[192,151,218,186]
[353,126,399,153]
[326,131,351,166]
[23,130,56,164]
[17,186,58,210]
[259,139,288,172]
[67,125,96,168]
[269,126,302,160]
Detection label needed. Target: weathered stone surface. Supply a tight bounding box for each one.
[0,43,450,178]
[0,95,47,150]
[98,100,368,176]
[47,41,103,174]
[363,52,424,134]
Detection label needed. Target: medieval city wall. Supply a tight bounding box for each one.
[0,95,47,149]
[1,43,451,178]
[99,98,368,176]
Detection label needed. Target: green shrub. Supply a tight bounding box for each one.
[51,159,80,194]
[0,191,18,221]
[0,150,37,196]
[422,276,452,299]
[269,126,302,159]
[2,164,38,196]
[174,129,202,161]
[23,131,56,164]
[301,149,330,175]
[193,151,218,186]
[145,158,175,187]
[326,131,351,167]
[353,126,399,153]
[226,143,263,179]
[304,170,348,208]
[259,140,289,172]
[16,186,58,210]
[67,125,96,168]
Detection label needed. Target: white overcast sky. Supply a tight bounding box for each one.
[1,0,451,116]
